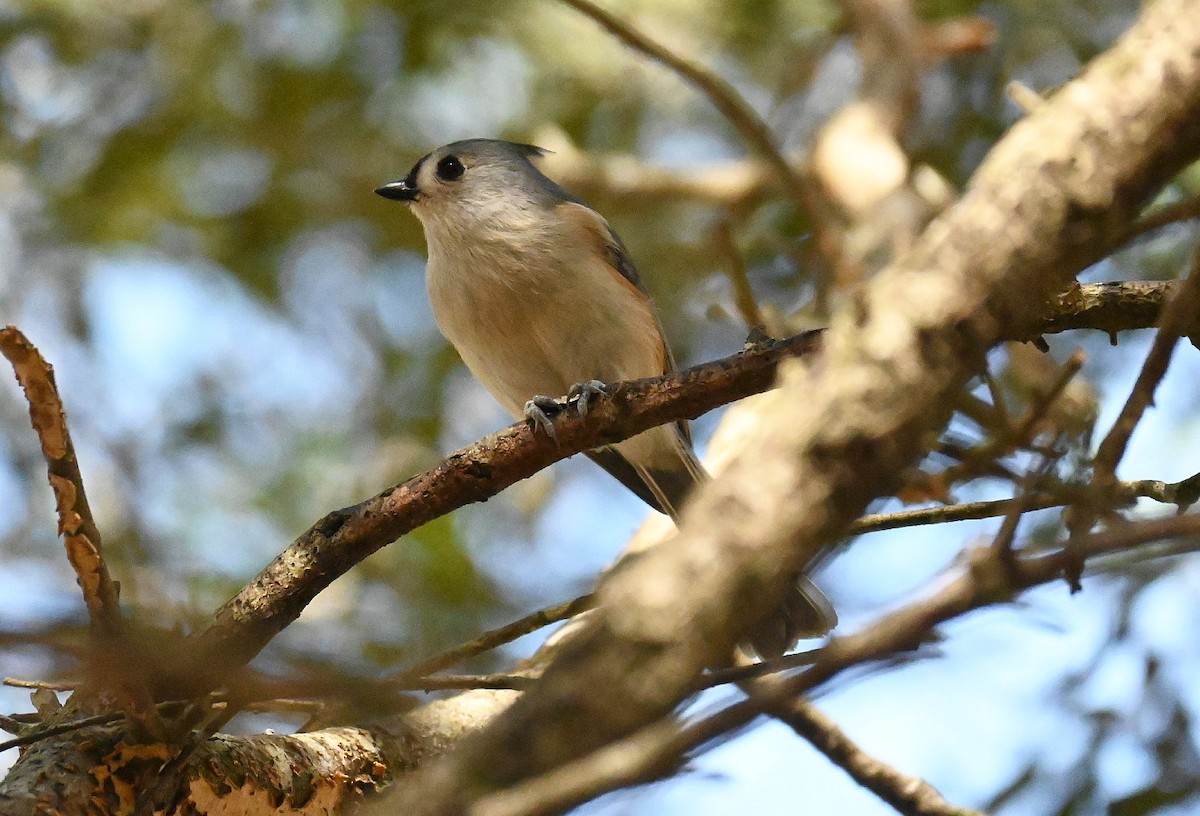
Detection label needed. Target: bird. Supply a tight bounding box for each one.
[376,138,835,655]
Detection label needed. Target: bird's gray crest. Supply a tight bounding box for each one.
[438,139,550,164]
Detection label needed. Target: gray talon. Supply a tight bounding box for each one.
[567,380,609,418]
[524,395,563,439]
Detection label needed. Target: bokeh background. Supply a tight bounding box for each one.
[1,0,1199,813]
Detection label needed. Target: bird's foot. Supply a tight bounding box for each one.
[524,395,566,439]
[567,380,609,418]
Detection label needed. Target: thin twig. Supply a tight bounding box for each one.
[396,673,538,693]
[2,678,76,691]
[836,0,921,135]
[552,0,843,277]
[1008,349,1087,447]
[701,648,821,687]
[770,699,985,816]
[0,693,231,755]
[712,219,769,333]
[1094,240,1200,481]
[554,0,803,206]
[389,594,594,682]
[980,366,1011,433]
[848,495,1064,535]
[1119,197,1200,245]
[0,711,126,754]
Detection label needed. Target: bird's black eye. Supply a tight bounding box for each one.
[436,155,465,181]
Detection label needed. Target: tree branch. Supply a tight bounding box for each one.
[1040,280,1182,338]
[0,327,121,637]
[169,330,822,694]
[1094,240,1200,480]
[0,326,161,733]
[171,269,1184,699]
[769,699,984,816]
[552,0,845,275]
[467,514,1200,816]
[387,594,595,682]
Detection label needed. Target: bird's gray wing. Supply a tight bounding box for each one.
[560,201,693,447]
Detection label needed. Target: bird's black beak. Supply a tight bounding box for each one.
[375,178,420,201]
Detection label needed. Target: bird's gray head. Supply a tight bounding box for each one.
[375,139,575,232]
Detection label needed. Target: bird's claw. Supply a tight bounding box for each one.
[524,381,609,437]
[567,380,609,418]
[524,395,564,439]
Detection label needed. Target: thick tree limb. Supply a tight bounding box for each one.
[384,3,1200,811]
[0,689,519,816]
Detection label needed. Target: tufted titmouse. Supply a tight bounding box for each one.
[377,139,834,653]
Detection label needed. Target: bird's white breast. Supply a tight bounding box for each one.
[421,208,662,421]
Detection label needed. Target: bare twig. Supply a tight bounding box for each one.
[1094,240,1200,481]
[2,678,76,691]
[1119,196,1200,245]
[980,366,1011,432]
[1126,472,1200,511]
[771,699,985,816]
[0,696,205,754]
[1008,350,1087,446]
[553,0,803,207]
[390,594,594,682]
[836,0,921,135]
[849,495,1065,535]
[552,0,844,277]
[1040,280,1177,338]
[713,219,769,332]
[394,674,537,693]
[0,711,126,754]
[701,648,821,687]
